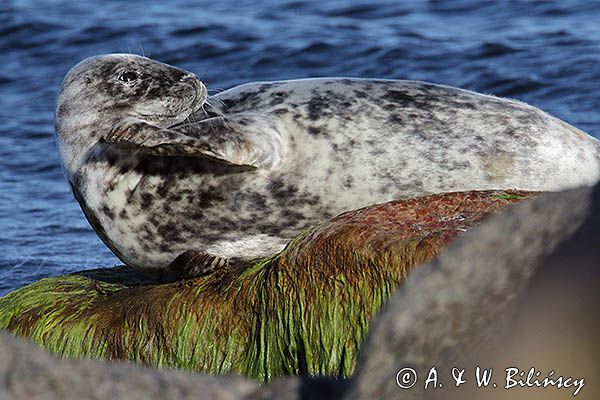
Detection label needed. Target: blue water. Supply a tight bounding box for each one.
[1,0,600,295]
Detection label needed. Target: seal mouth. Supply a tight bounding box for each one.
[168,78,207,127]
[182,76,207,115]
[171,94,227,129]
[139,77,207,128]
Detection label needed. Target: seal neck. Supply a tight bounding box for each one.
[55,95,119,178]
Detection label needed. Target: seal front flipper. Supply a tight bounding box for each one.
[106,117,283,169]
[158,250,229,283]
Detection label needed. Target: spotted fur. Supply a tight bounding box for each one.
[56,54,600,273]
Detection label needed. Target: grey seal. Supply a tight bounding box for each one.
[55,54,600,280]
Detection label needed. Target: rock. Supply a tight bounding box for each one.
[0,190,532,382]
[0,330,256,400]
[346,184,598,400]
[1,185,597,400]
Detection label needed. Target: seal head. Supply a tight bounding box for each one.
[56,54,207,171]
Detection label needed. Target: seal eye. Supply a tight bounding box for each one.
[118,70,138,83]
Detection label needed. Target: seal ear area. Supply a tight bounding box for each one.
[104,119,279,169]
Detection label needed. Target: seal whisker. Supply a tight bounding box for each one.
[186,113,198,124]
[206,103,226,118]
[208,96,227,109]
[205,99,228,122]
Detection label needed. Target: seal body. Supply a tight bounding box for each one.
[56,54,600,275]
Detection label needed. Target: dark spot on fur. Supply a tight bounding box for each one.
[189,209,205,221]
[247,192,267,210]
[232,91,262,109]
[281,209,304,220]
[383,90,422,106]
[224,83,284,112]
[343,175,354,188]
[103,150,119,165]
[270,97,284,106]
[157,179,173,197]
[288,136,298,150]
[221,99,235,109]
[169,192,183,202]
[157,223,183,243]
[56,102,69,121]
[257,84,271,94]
[159,243,170,252]
[388,114,404,124]
[308,126,325,136]
[140,192,154,208]
[195,188,225,207]
[273,108,289,115]
[236,118,251,126]
[269,91,290,106]
[268,178,299,200]
[369,146,385,156]
[306,93,331,121]
[101,204,115,220]
[304,195,320,206]
[105,179,117,192]
[118,162,135,175]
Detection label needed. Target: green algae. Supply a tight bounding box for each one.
[492,193,528,200]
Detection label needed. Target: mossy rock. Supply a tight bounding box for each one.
[0,190,536,381]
